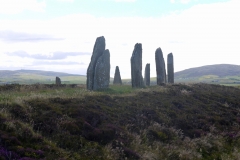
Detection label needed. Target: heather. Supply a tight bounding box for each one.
[0,83,239,159]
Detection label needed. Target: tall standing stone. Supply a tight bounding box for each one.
[167,53,174,83]
[93,49,111,90]
[86,36,106,90]
[56,77,61,85]
[131,43,144,88]
[155,48,166,85]
[113,66,122,85]
[144,63,150,86]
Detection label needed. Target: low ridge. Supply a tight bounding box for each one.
[175,64,240,78]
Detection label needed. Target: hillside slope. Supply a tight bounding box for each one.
[0,69,86,84]
[0,69,80,77]
[175,64,240,78]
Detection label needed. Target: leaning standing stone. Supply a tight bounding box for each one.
[144,63,150,86]
[167,53,174,83]
[86,36,105,90]
[93,49,110,90]
[56,77,61,85]
[113,66,122,85]
[155,47,166,85]
[131,43,144,88]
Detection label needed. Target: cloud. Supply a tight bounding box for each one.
[170,0,191,4]
[30,60,84,66]
[56,0,74,2]
[110,0,136,2]
[6,51,91,60]
[0,0,239,77]
[0,30,64,42]
[180,0,191,4]
[0,0,46,14]
[116,0,136,2]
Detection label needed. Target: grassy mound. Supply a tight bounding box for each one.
[0,83,239,159]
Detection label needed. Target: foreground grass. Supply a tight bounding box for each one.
[0,83,240,159]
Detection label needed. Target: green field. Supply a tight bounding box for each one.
[1,64,240,86]
[175,75,240,86]
[2,73,240,88]
[0,74,116,85]
[0,74,87,84]
[121,75,240,87]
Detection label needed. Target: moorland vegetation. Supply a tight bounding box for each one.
[0,83,239,159]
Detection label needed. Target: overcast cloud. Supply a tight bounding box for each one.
[0,0,45,14]
[0,0,239,77]
[5,51,91,60]
[29,60,85,66]
[0,30,64,42]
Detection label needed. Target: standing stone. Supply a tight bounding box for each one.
[131,43,144,88]
[93,49,111,90]
[144,63,150,86]
[86,36,106,90]
[155,48,166,85]
[56,77,61,85]
[167,53,174,83]
[113,66,122,85]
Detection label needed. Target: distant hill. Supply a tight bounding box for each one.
[0,69,81,77]
[1,64,240,85]
[122,64,240,85]
[175,64,240,78]
[0,69,115,85]
[174,64,240,85]
[0,69,86,84]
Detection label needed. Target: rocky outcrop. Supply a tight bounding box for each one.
[93,49,110,90]
[144,63,150,86]
[167,53,174,83]
[86,36,106,90]
[131,43,144,88]
[56,77,61,85]
[155,48,166,85]
[113,66,122,85]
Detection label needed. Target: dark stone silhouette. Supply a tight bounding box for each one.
[131,43,144,88]
[167,53,174,83]
[144,63,150,86]
[86,36,106,90]
[93,49,111,90]
[155,48,166,85]
[56,77,61,85]
[113,66,122,85]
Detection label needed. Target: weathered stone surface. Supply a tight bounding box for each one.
[113,66,122,85]
[93,49,110,90]
[86,36,106,90]
[167,53,174,83]
[144,63,150,86]
[155,48,166,85]
[131,43,144,88]
[56,77,61,85]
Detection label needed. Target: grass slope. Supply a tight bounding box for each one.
[1,64,240,85]
[0,84,240,159]
[0,70,86,85]
[174,64,240,85]
[175,64,240,78]
[122,64,240,85]
[0,70,80,77]
[0,70,115,85]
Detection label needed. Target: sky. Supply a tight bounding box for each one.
[0,0,239,78]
